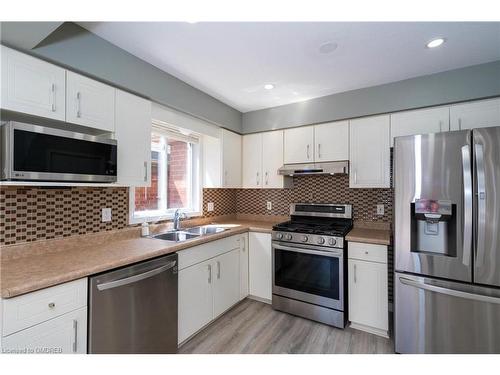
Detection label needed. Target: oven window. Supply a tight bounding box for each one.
[274,248,340,300]
[13,129,117,177]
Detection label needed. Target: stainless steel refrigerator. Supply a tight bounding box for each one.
[394,127,500,354]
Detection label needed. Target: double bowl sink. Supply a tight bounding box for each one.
[150,225,229,242]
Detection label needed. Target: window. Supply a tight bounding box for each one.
[130,123,201,223]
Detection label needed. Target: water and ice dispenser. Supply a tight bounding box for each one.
[410,199,457,256]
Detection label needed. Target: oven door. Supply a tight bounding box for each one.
[272,241,344,311]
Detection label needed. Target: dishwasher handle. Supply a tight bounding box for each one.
[96,260,177,291]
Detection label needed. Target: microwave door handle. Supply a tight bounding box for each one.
[474,143,486,267]
[461,145,473,267]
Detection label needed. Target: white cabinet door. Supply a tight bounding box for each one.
[178,259,213,344]
[2,307,87,354]
[242,133,263,188]
[239,234,249,300]
[115,90,151,186]
[66,71,115,132]
[221,129,242,188]
[314,121,349,162]
[1,46,66,121]
[202,135,222,188]
[249,232,272,301]
[262,130,284,188]
[284,126,314,164]
[391,106,450,146]
[450,98,500,131]
[348,259,388,335]
[349,115,390,188]
[213,248,241,318]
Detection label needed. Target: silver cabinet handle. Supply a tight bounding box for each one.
[265,171,269,186]
[144,161,148,182]
[76,92,82,118]
[51,83,56,112]
[354,264,357,283]
[458,118,462,130]
[208,264,212,284]
[474,143,486,267]
[318,143,321,159]
[256,171,259,186]
[72,319,78,353]
[461,145,473,266]
[217,261,221,279]
[224,170,228,186]
[438,120,442,132]
[306,144,310,159]
[399,276,500,305]
[353,169,357,184]
[96,261,176,291]
[242,237,246,252]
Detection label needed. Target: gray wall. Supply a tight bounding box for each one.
[242,60,500,133]
[1,22,242,133]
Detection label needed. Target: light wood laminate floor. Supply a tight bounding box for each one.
[179,299,394,354]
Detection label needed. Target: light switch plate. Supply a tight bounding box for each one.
[266,201,272,211]
[376,204,384,216]
[102,208,112,222]
[207,202,214,212]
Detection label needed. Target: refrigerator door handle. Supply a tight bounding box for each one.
[461,145,473,267]
[474,143,486,267]
[399,276,500,305]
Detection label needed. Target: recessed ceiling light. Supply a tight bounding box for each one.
[264,84,275,90]
[319,41,338,54]
[426,38,445,49]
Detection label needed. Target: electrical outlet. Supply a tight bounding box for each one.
[266,201,272,211]
[376,204,385,216]
[101,208,112,222]
[207,202,214,212]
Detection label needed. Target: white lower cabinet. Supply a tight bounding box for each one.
[2,307,87,354]
[177,235,243,344]
[348,242,388,338]
[239,234,249,300]
[248,232,272,302]
[1,278,88,354]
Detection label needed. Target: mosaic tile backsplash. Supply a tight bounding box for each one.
[0,187,128,246]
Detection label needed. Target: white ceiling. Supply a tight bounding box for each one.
[79,22,500,113]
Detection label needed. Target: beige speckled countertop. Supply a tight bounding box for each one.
[0,217,282,298]
[345,222,391,246]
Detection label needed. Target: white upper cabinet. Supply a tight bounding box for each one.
[450,98,500,131]
[349,115,390,188]
[314,121,349,162]
[262,130,284,188]
[66,71,115,132]
[284,126,314,164]
[1,45,66,121]
[221,129,242,188]
[114,90,151,186]
[391,106,450,146]
[242,133,263,188]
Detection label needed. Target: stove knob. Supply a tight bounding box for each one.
[317,237,325,245]
[328,238,337,246]
[276,233,283,240]
[301,235,309,243]
[285,234,293,241]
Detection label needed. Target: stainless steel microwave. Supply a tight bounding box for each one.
[0,122,117,183]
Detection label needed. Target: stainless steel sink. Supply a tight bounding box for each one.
[184,225,228,235]
[152,231,200,242]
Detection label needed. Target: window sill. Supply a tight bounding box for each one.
[129,210,202,225]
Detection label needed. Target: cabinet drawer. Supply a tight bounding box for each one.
[2,278,87,337]
[348,242,387,263]
[178,235,241,270]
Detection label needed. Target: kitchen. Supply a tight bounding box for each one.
[1,6,500,371]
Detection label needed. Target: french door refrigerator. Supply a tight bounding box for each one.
[394,127,500,354]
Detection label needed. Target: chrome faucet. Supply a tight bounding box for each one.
[173,209,186,230]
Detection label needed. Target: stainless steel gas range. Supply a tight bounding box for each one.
[271,203,353,328]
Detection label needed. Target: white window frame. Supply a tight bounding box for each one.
[129,122,202,224]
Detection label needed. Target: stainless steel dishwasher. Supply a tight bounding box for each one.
[88,253,178,353]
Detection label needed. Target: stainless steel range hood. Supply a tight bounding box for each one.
[278,161,349,176]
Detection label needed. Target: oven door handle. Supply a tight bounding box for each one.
[273,243,343,257]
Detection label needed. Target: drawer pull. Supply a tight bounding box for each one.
[365,251,369,254]
[48,302,55,308]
